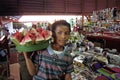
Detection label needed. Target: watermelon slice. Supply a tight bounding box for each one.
[41,30,52,40]
[29,28,37,42]
[29,28,37,34]
[10,31,23,45]
[22,29,28,36]
[35,33,44,44]
[28,33,36,42]
[36,27,43,33]
[20,34,33,46]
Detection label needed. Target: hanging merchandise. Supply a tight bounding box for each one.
[92,7,120,22]
[69,18,74,28]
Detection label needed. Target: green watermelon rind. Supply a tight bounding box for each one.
[35,40,45,44]
[10,37,20,46]
[16,40,49,52]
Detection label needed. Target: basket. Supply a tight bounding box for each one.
[16,40,49,52]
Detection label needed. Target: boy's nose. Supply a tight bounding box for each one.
[61,34,66,38]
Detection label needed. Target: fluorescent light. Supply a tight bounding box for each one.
[18,15,82,23]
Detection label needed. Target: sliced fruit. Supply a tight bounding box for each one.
[36,27,43,33]
[41,30,52,40]
[35,33,44,44]
[10,27,52,47]
[29,28,37,42]
[22,29,28,36]
[10,31,23,45]
[20,34,32,46]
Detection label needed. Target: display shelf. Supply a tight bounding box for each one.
[71,49,120,80]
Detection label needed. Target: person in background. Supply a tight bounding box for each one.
[23,20,74,80]
[0,27,9,38]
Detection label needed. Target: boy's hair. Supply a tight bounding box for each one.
[51,20,71,37]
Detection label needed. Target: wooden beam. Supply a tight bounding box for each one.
[81,0,84,14]
[106,0,108,8]
[95,0,98,11]
[0,16,2,26]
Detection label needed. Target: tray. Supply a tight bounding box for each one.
[16,40,49,52]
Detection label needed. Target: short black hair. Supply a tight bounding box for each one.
[51,20,71,37]
[51,20,71,39]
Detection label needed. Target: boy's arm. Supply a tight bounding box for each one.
[23,52,37,76]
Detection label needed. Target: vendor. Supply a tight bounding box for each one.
[23,20,74,80]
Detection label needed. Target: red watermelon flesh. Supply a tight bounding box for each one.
[28,33,36,42]
[10,31,23,45]
[29,28,37,42]
[36,27,43,33]
[41,30,52,40]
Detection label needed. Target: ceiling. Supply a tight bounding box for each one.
[0,0,120,16]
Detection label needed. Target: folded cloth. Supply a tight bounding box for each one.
[95,67,120,80]
[111,67,120,73]
[95,75,108,80]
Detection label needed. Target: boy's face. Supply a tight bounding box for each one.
[54,25,70,47]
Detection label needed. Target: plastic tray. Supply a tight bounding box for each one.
[16,40,49,52]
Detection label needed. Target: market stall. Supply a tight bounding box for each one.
[71,41,120,80]
[86,32,120,52]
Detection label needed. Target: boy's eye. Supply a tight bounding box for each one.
[65,32,70,35]
[57,31,70,35]
[57,31,62,34]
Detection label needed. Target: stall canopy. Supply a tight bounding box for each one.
[0,0,120,15]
